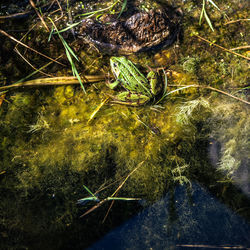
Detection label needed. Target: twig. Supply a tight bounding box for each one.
[168,84,250,105]
[0,29,65,66]
[15,55,64,84]
[176,244,247,249]
[111,161,144,197]
[14,48,52,77]
[230,45,250,51]
[102,161,144,223]
[0,11,33,19]
[224,18,250,25]
[14,23,37,50]
[54,0,64,21]
[29,0,50,32]
[80,162,144,219]
[13,23,53,75]
[194,35,250,61]
[0,2,58,20]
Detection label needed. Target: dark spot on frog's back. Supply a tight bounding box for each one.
[79,6,182,54]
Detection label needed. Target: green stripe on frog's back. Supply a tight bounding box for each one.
[116,57,152,97]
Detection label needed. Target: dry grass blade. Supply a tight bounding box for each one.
[111,161,144,197]
[230,45,250,51]
[87,97,110,124]
[29,0,50,32]
[102,162,144,223]
[15,55,64,84]
[80,200,106,218]
[194,34,250,61]
[224,18,250,25]
[14,48,52,77]
[0,29,65,66]
[80,162,144,220]
[54,0,64,21]
[167,84,250,105]
[176,244,246,249]
[0,11,32,19]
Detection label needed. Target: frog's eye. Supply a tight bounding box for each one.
[113,63,117,67]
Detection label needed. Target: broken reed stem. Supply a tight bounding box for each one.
[0,76,106,91]
[0,29,65,66]
[194,35,250,61]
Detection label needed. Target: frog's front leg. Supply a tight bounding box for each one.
[112,91,150,106]
[147,71,161,95]
[107,79,120,89]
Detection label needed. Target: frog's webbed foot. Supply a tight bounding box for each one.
[111,91,150,106]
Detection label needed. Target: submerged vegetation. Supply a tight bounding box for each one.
[0,0,249,249]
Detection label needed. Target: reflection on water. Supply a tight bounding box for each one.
[89,182,250,250]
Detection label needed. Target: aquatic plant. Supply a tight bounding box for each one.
[48,18,85,93]
[78,0,127,19]
[176,98,211,126]
[27,112,49,133]
[199,0,221,31]
[208,102,249,178]
[78,174,141,219]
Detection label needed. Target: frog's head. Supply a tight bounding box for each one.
[110,57,126,78]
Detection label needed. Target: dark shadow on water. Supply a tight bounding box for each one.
[88,182,250,250]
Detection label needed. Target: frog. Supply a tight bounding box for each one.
[79,8,182,54]
[107,56,162,106]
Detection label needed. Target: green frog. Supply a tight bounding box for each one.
[108,56,162,106]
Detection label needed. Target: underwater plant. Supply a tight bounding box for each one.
[199,0,221,31]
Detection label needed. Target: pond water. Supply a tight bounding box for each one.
[0,0,249,249]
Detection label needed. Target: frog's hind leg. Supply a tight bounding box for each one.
[112,91,150,106]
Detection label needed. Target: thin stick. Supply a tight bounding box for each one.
[176,244,246,249]
[54,0,64,21]
[0,2,58,20]
[102,161,145,223]
[14,23,37,49]
[15,55,64,84]
[224,18,250,25]
[0,11,33,19]
[14,48,52,77]
[194,35,250,61]
[29,0,50,32]
[230,45,250,51]
[168,84,250,105]
[0,29,65,66]
[111,161,144,198]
